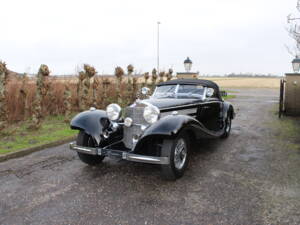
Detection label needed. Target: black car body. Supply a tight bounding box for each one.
[70,79,235,180]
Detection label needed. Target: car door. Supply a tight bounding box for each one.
[197,98,222,132]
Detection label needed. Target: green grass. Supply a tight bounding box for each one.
[266,105,300,152]
[268,116,300,141]
[221,90,239,94]
[223,95,236,100]
[0,115,77,155]
[268,104,300,139]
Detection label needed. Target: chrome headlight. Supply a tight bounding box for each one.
[143,105,160,124]
[106,103,121,121]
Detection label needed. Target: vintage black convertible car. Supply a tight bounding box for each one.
[69,79,235,180]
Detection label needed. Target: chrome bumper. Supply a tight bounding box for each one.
[69,142,169,165]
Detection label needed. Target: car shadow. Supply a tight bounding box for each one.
[76,138,225,183]
[191,138,223,155]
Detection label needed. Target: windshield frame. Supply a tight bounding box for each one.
[151,84,208,100]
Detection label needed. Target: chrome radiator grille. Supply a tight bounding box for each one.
[123,106,148,149]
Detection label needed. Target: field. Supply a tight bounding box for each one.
[202,77,281,88]
[109,76,282,88]
[113,76,280,88]
[53,75,282,88]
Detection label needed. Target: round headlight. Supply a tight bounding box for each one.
[106,103,121,121]
[143,105,160,124]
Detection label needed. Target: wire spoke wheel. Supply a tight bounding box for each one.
[161,132,190,180]
[174,138,187,170]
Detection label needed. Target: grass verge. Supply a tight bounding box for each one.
[223,95,236,100]
[267,105,300,152]
[0,115,77,155]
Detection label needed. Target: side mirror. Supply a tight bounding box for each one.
[141,87,150,95]
[206,88,214,97]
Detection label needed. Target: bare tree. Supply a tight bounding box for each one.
[286,0,300,57]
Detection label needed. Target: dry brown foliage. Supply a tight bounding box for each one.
[6,75,142,124]
[144,72,150,80]
[127,64,134,74]
[84,64,96,78]
[7,77,78,123]
[114,67,124,79]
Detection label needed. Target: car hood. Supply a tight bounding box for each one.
[141,98,202,110]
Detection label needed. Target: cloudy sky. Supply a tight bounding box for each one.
[0,0,298,75]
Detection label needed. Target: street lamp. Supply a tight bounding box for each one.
[184,57,192,72]
[157,21,161,74]
[292,56,300,73]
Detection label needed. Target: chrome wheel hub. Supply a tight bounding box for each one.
[174,138,187,170]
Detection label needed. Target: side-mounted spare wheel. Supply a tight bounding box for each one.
[76,131,105,165]
[160,132,190,180]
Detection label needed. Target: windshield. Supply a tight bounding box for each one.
[152,84,205,99]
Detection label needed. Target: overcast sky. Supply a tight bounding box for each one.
[0,0,298,75]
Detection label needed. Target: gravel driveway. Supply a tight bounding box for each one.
[0,88,300,225]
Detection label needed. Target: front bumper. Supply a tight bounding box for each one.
[69,142,169,165]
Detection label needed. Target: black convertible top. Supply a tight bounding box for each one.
[157,79,219,90]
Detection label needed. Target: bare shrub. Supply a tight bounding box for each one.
[4,67,149,126]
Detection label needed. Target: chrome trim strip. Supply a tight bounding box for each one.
[160,100,221,112]
[161,108,197,117]
[122,152,169,165]
[69,142,169,165]
[70,142,98,155]
[118,122,146,127]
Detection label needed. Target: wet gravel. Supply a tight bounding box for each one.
[1,88,300,225]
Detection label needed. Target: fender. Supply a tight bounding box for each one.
[134,114,223,151]
[222,102,235,119]
[142,115,200,138]
[70,110,108,144]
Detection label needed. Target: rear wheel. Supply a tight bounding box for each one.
[221,115,232,138]
[161,132,190,180]
[76,131,105,165]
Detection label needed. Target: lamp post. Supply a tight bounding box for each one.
[292,56,300,73]
[157,21,161,74]
[184,57,192,72]
[176,57,198,79]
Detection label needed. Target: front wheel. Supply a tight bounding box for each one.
[76,131,105,165]
[160,132,190,180]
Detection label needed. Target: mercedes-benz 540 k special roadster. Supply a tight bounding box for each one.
[69,79,235,180]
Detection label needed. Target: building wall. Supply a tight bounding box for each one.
[285,73,300,115]
[176,72,198,79]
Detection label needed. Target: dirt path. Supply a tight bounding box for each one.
[0,88,299,225]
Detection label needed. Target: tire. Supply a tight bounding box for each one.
[161,132,190,180]
[221,115,232,138]
[76,131,105,165]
